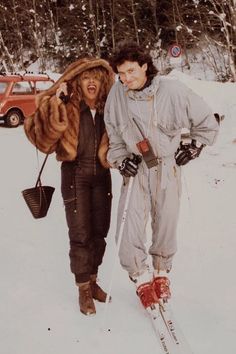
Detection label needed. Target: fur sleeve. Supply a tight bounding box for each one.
[98,131,112,169]
[24,95,68,154]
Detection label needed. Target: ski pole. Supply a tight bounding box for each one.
[101,176,134,328]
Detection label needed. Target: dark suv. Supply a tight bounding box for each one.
[0,73,54,127]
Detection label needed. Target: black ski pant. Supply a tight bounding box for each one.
[61,163,112,283]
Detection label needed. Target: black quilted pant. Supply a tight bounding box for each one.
[61,163,112,283]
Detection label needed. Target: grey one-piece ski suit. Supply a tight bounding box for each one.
[104,76,219,278]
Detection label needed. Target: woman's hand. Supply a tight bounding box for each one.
[56,82,69,104]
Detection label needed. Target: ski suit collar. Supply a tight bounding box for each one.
[124,75,160,101]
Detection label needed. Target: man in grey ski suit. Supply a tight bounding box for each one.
[104,41,219,309]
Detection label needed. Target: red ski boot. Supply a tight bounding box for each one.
[152,276,171,304]
[136,282,159,309]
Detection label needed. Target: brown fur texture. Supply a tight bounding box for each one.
[24,58,114,166]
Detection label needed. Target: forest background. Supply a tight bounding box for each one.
[0,0,236,82]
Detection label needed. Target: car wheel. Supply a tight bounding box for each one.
[6,110,22,127]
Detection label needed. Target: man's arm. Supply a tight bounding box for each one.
[104,85,131,168]
[185,87,219,146]
[173,82,220,166]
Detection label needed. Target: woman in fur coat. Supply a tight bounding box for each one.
[24,57,114,316]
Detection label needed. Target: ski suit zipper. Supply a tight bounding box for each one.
[93,129,97,175]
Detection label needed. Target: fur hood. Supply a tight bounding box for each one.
[24,57,114,167]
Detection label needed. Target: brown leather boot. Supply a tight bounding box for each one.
[90,274,111,303]
[78,281,96,315]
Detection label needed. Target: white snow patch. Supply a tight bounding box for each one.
[0,71,236,354]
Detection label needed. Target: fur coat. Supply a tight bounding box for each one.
[24,58,114,168]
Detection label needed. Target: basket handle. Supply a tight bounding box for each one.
[35,154,49,187]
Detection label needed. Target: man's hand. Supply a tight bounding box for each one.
[118,154,142,177]
[175,139,205,166]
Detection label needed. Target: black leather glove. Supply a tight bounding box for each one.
[175,139,205,166]
[59,91,70,104]
[118,154,142,177]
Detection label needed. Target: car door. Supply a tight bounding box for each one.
[8,81,35,117]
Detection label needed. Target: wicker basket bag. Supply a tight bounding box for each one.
[22,155,55,219]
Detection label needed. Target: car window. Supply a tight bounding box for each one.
[0,82,7,93]
[12,81,33,94]
[35,80,54,93]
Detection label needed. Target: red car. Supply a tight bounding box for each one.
[0,73,54,127]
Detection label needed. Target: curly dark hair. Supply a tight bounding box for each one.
[110,41,158,80]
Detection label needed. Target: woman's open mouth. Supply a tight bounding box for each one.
[87,84,97,94]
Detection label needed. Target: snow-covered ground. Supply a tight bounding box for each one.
[0,72,236,354]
